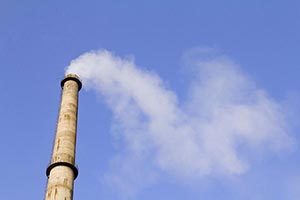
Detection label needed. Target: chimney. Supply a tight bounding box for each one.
[45,74,82,200]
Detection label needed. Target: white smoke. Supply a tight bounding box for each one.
[66,49,293,194]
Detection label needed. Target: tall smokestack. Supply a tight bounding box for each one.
[45,74,82,200]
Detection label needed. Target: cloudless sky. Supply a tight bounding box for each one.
[0,0,300,199]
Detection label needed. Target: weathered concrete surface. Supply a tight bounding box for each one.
[45,74,81,200]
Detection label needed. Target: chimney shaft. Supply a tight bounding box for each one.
[45,74,82,200]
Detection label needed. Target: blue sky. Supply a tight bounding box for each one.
[0,0,300,199]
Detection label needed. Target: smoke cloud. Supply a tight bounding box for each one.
[66,49,294,194]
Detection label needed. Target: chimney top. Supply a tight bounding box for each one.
[61,74,82,91]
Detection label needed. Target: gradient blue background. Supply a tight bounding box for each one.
[0,0,299,199]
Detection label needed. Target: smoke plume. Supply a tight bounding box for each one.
[66,49,293,194]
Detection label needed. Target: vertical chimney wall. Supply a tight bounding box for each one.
[45,74,82,200]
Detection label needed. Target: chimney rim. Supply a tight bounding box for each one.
[61,74,82,91]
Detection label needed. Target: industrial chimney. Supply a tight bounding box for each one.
[45,74,82,200]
